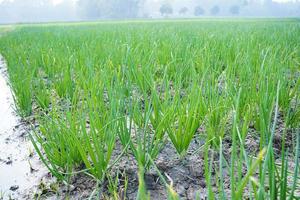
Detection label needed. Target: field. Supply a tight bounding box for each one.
[0,19,299,199]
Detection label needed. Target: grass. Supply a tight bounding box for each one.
[0,19,299,199]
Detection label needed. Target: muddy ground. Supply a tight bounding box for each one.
[0,55,299,200]
[19,118,299,200]
[28,127,299,200]
[0,57,51,200]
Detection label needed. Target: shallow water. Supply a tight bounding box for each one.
[0,57,47,199]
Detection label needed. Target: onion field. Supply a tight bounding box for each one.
[0,19,299,199]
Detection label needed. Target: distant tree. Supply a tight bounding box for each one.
[142,13,150,18]
[179,7,188,15]
[78,0,144,19]
[77,0,104,19]
[242,0,248,6]
[111,0,142,18]
[229,5,240,15]
[194,6,205,16]
[160,3,173,16]
[210,5,220,15]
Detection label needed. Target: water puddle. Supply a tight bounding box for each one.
[0,56,48,199]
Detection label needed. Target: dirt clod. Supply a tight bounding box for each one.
[9,185,19,191]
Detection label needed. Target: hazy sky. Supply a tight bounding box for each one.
[34,0,300,4]
[0,0,299,24]
[1,0,299,5]
[273,0,299,2]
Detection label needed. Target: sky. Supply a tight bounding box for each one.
[0,0,299,6]
[0,0,299,24]
[273,0,299,2]
[53,0,64,5]
[1,0,298,3]
[57,0,298,3]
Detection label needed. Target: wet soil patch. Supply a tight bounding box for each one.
[0,57,51,200]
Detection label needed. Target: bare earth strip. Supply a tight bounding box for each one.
[0,56,49,200]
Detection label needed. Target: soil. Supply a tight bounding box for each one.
[0,55,299,200]
[0,56,52,200]
[32,124,299,200]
